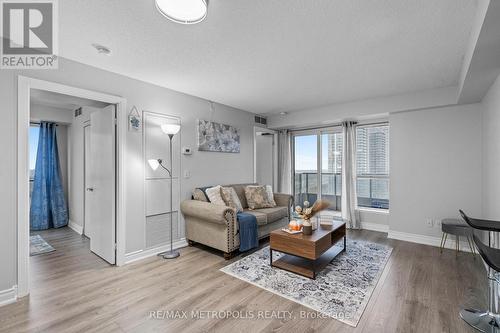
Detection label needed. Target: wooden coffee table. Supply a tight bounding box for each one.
[269,220,346,279]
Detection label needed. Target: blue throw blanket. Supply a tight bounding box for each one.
[237,212,259,252]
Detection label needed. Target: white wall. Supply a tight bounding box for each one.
[255,133,274,186]
[267,86,458,129]
[30,103,73,124]
[359,210,389,231]
[481,74,500,220]
[389,104,483,237]
[0,58,255,292]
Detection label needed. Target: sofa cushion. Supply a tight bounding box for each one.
[265,185,277,207]
[243,206,288,226]
[242,210,268,226]
[205,185,226,206]
[245,185,275,210]
[221,187,243,212]
[255,206,288,223]
[229,183,256,209]
[192,188,208,202]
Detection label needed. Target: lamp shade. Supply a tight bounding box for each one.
[161,123,181,135]
[155,0,208,25]
[148,159,160,171]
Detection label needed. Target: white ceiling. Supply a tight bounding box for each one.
[58,0,478,114]
[31,89,110,110]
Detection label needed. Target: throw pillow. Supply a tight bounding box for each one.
[205,185,226,206]
[265,185,277,207]
[244,185,274,210]
[192,188,208,202]
[221,187,243,212]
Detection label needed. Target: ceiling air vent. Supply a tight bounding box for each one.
[74,107,82,117]
[255,115,267,125]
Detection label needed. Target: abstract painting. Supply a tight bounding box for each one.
[197,120,240,153]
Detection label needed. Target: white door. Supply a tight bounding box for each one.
[84,125,92,238]
[88,105,116,264]
[255,130,277,189]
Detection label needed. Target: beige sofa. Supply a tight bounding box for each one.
[180,184,293,259]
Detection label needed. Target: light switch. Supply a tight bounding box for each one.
[184,170,191,178]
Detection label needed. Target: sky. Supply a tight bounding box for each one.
[294,134,340,172]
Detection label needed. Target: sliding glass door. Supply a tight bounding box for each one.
[293,128,343,211]
[293,134,318,206]
[320,132,342,210]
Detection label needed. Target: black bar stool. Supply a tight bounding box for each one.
[459,210,500,332]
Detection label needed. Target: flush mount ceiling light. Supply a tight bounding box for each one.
[92,43,112,56]
[155,0,208,24]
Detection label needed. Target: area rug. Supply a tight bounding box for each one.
[30,234,55,256]
[220,240,392,327]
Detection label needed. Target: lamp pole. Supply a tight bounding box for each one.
[164,134,179,258]
[149,123,181,259]
[160,133,179,259]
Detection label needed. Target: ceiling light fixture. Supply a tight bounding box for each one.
[155,0,208,25]
[92,43,112,56]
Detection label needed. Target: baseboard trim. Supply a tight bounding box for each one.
[124,239,188,264]
[388,230,476,253]
[360,222,389,233]
[0,286,17,307]
[68,220,83,235]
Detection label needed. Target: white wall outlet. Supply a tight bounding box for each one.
[426,218,434,227]
[435,219,442,228]
[183,170,191,178]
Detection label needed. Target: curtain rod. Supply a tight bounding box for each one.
[288,120,388,133]
[30,121,59,126]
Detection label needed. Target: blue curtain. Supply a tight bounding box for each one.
[30,122,68,230]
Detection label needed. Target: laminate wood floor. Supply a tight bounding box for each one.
[0,227,485,333]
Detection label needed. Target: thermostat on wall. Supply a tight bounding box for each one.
[182,147,193,155]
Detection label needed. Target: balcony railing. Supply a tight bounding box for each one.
[294,172,389,210]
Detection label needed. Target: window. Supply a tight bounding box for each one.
[293,129,343,211]
[29,125,40,180]
[356,124,389,209]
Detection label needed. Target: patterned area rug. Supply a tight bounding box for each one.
[220,240,392,327]
[30,234,55,256]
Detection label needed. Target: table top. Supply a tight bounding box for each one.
[270,219,345,243]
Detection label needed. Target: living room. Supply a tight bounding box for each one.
[0,1,500,332]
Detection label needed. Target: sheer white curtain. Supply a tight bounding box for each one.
[341,121,360,229]
[278,129,292,194]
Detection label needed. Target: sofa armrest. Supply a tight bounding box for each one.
[273,193,293,208]
[181,200,235,225]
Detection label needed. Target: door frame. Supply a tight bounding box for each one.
[291,126,342,206]
[17,76,127,297]
[253,126,278,189]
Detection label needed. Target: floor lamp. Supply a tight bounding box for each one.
[148,123,181,259]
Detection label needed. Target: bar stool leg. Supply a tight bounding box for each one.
[441,233,448,253]
[460,268,500,332]
[466,236,476,256]
[456,235,460,255]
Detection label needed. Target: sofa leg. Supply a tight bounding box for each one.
[223,252,233,260]
[187,240,195,247]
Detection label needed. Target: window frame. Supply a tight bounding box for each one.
[291,126,343,210]
[355,122,390,211]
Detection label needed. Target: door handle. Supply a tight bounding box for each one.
[86,187,94,192]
